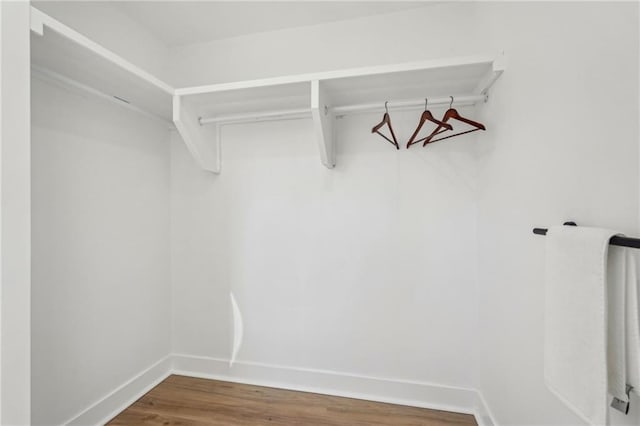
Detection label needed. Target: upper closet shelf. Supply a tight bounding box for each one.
[30,7,174,122]
[174,54,505,173]
[28,7,504,174]
[177,54,503,112]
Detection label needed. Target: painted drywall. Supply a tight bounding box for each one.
[169,2,483,87]
[117,2,427,47]
[0,2,31,424]
[21,1,640,424]
[473,2,640,425]
[171,107,480,389]
[31,77,171,425]
[169,3,486,403]
[169,1,640,425]
[32,1,172,84]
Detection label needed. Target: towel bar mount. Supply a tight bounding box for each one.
[532,222,640,249]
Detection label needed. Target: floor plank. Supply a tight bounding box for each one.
[107,375,477,426]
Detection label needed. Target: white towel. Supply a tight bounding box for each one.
[607,246,640,404]
[626,262,640,390]
[544,225,617,425]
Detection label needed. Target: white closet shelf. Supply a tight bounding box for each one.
[177,56,502,108]
[30,7,174,122]
[175,54,504,173]
[28,7,504,174]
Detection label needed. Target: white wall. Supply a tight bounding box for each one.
[0,2,31,424]
[169,1,640,425]
[170,4,487,403]
[31,77,171,425]
[21,1,640,425]
[170,2,482,87]
[171,108,479,388]
[474,2,640,425]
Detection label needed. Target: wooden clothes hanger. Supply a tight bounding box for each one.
[421,96,486,146]
[406,98,453,149]
[371,101,400,150]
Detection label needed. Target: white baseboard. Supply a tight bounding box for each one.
[474,391,497,426]
[64,356,172,426]
[171,353,477,417]
[61,353,498,426]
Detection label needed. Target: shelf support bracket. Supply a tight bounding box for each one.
[173,95,220,173]
[474,52,506,96]
[311,80,335,169]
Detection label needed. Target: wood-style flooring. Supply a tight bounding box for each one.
[107,375,477,426]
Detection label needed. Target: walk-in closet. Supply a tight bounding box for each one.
[1,1,639,425]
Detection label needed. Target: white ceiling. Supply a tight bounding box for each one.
[111,1,426,48]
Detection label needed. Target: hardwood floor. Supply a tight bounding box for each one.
[107,375,477,426]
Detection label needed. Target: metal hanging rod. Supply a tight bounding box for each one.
[533,222,640,249]
[198,94,488,126]
[200,108,311,125]
[333,94,487,114]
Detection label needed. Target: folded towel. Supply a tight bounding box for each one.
[544,225,617,425]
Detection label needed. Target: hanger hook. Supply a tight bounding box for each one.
[449,96,454,109]
[385,101,389,114]
[425,98,428,111]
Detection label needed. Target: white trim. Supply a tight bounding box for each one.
[1,2,32,424]
[474,390,498,426]
[0,4,4,420]
[30,7,173,95]
[171,353,477,416]
[56,353,498,426]
[176,54,497,96]
[64,356,172,426]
